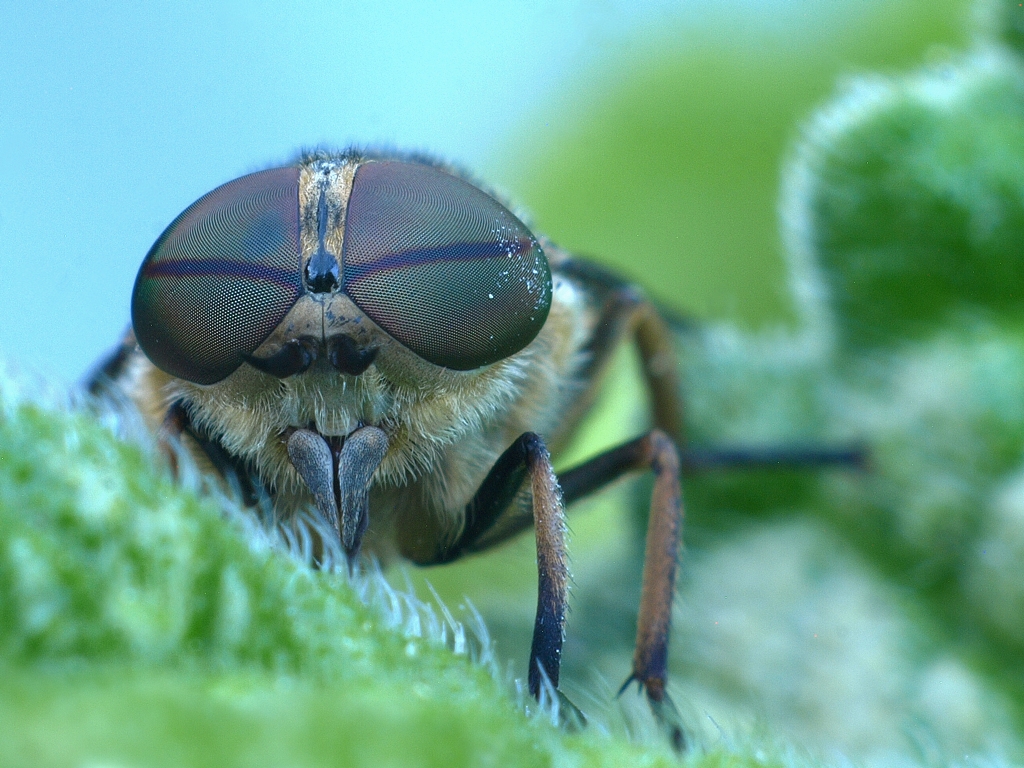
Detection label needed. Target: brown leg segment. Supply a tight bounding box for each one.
[406,433,597,733]
[158,400,190,477]
[413,432,571,697]
[547,258,687,453]
[452,432,569,698]
[524,433,570,697]
[631,302,685,445]
[560,429,685,751]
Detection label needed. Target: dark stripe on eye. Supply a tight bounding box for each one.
[143,258,299,290]
[343,237,534,283]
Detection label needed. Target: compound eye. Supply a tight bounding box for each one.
[341,161,552,370]
[132,167,303,384]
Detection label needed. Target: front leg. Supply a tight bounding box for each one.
[468,433,571,698]
[407,432,571,699]
[521,433,570,698]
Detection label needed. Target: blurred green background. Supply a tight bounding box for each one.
[495,0,972,327]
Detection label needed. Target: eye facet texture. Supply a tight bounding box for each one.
[342,161,552,370]
[132,167,302,384]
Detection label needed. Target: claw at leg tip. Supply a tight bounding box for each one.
[617,674,639,698]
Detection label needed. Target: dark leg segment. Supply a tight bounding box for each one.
[433,434,535,564]
[160,400,263,507]
[681,444,867,471]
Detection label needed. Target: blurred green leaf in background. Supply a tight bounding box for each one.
[495,0,971,328]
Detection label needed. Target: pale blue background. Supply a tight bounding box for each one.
[0,0,853,383]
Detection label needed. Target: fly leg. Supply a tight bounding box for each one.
[474,433,570,702]
[409,432,575,719]
[559,429,685,752]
